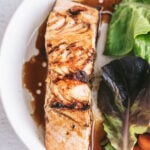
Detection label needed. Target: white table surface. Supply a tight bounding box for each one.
[0,0,27,149]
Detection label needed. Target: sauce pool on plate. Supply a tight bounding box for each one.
[23,19,47,127]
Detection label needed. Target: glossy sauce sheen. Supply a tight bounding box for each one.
[23,0,120,149]
[23,20,47,127]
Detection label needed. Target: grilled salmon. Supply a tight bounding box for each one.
[45,0,98,149]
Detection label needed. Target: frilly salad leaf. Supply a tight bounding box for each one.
[98,56,150,150]
[104,1,150,63]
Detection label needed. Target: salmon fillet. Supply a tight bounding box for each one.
[45,0,98,149]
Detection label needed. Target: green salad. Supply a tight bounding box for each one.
[98,56,150,150]
[104,0,150,63]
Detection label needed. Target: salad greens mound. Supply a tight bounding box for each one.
[98,56,150,150]
[104,0,150,63]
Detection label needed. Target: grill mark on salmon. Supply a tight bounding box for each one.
[68,6,87,16]
[52,108,91,126]
[45,0,98,149]
[47,42,95,81]
[50,101,90,110]
[65,70,89,83]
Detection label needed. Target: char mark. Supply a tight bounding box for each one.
[68,6,87,16]
[47,42,67,54]
[65,71,89,83]
[50,101,90,111]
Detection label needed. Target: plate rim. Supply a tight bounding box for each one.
[0,1,30,149]
[0,0,52,149]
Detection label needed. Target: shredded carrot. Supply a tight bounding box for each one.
[138,133,150,150]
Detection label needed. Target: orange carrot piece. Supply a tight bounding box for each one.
[138,133,150,150]
[133,145,142,150]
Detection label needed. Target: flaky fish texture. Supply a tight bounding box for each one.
[45,0,98,149]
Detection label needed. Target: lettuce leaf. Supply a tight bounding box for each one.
[134,34,150,63]
[104,2,150,63]
[98,56,150,150]
[122,0,150,3]
[104,143,116,150]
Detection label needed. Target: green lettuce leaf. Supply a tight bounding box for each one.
[104,143,116,150]
[104,2,150,63]
[122,0,150,4]
[134,34,150,63]
[98,56,150,150]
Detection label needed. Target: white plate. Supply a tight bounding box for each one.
[0,0,109,149]
[0,0,55,150]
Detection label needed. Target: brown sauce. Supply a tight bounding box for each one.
[91,120,106,150]
[22,0,120,149]
[23,19,47,127]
